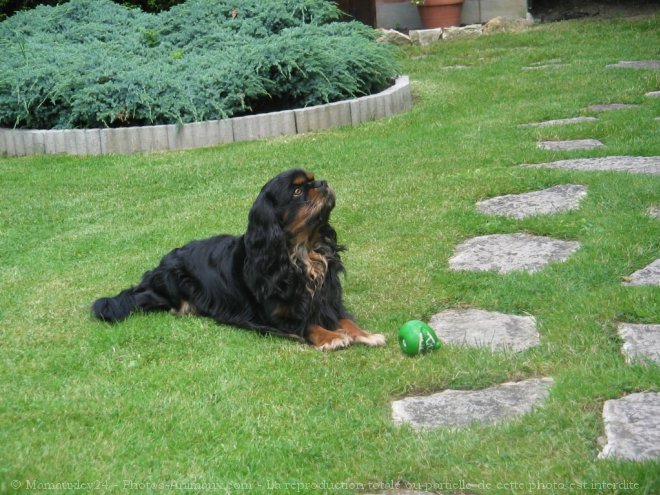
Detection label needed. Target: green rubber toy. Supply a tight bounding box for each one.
[398,320,441,356]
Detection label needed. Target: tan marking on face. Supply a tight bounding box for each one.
[307,186,320,202]
[287,191,326,238]
[305,171,314,181]
[292,175,305,186]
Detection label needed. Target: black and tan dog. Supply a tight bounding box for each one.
[92,169,385,351]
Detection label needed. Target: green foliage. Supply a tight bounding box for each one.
[1,0,186,20]
[0,0,399,129]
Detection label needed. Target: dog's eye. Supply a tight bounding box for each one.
[293,187,303,197]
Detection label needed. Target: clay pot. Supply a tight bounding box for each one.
[417,0,465,29]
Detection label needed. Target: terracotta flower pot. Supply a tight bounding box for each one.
[417,0,465,29]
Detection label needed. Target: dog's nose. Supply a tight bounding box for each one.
[312,180,327,189]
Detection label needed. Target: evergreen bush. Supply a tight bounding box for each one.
[1,0,186,20]
[0,0,399,129]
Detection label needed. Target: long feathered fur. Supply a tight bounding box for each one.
[91,169,352,344]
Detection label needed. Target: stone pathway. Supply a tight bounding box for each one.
[527,156,660,175]
[392,378,553,429]
[617,323,660,365]
[598,392,660,460]
[537,139,604,151]
[623,259,660,286]
[476,184,587,219]
[428,309,540,352]
[391,71,659,460]
[646,91,660,98]
[449,233,580,274]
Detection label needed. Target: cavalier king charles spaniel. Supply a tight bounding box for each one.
[92,169,385,351]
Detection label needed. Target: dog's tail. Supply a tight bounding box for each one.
[92,288,139,322]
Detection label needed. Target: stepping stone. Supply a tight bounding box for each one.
[607,60,660,69]
[522,61,568,71]
[648,205,660,218]
[623,259,660,286]
[520,116,598,128]
[428,308,540,352]
[646,91,660,98]
[477,185,587,219]
[537,139,604,151]
[617,323,660,365]
[585,103,643,112]
[449,233,580,274]
[598,392,660,461]
[392,378,553,429]
[530,58,563,66]
[527,156,660,175]
[522,64,568,71]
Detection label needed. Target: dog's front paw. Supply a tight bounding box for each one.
[354,332,387,347]
[308,325,352,351]
[317,333,353,351]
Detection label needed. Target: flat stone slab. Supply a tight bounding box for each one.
[598,392,660,461]
[442,24,483,41]
[607,60,660,69]
[449,233,580,274]
[527,156,660,175]
[623,259,660,286]
[648,206,660,218]
[537,139,604,151]
[585,103,643,112]
[522,63,568,70]
[409,28,443,46]
[646,91,660,98]
[617,323,660,365]
[476,184,587,219]
[529,58,563,66]
[520,116,597,128]
[428,309,540,352]
[392,378,553,429]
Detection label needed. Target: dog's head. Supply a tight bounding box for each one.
[244,169,338,297]
[248,168,335,240]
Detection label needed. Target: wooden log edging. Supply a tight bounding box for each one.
[0,76,411,157]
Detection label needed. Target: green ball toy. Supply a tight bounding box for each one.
[398,320,442,356]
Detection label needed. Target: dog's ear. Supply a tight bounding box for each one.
[244,189,286,254]
[243,189,290,299]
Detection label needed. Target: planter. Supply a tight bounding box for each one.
[0,76,412,156]
[417,0,464,29]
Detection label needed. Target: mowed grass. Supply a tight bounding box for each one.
[1,15,659,495]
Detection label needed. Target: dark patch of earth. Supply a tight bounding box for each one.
[531,0,659,22]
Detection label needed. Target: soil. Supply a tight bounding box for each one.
[531,0,659,23]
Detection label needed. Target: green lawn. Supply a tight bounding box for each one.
[1,15,659,495]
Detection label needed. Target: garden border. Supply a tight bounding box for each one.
[0,76,411,157]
